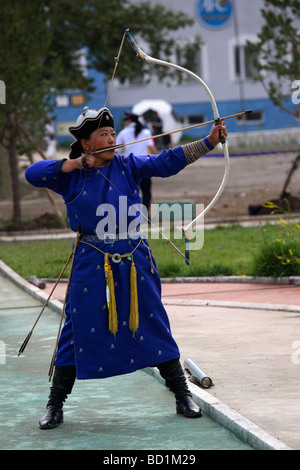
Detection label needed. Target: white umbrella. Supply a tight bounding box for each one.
[132,99,182,145]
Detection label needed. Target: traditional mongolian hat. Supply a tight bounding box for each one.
[69,106,114,159]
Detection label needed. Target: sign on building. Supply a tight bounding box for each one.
[195,0,234,29]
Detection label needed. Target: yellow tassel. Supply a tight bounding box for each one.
[104,253,118,335]
[108,265,118,335]
[129,259,139,333]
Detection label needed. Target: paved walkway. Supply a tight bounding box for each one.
[162,279,300,451]
[1,260,298,451]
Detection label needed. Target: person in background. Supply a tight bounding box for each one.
[143,109,164,151]
[117,111,156,219]
[44,123,57,159]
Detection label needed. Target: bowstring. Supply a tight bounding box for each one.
[104,30,127,108]
[89,30,127,154]
[88,29,188,263]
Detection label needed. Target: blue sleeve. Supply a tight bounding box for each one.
[25,159,78,200]
[128,136,215,182]
[128,145,188,182]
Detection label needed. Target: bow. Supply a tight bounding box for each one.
[123,27,230,264]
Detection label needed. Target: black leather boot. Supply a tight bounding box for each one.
[157,359,202,418]
[39,366,76,430]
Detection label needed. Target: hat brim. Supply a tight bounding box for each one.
[69,109,114,140]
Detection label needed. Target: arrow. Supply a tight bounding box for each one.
[91,109,253,155]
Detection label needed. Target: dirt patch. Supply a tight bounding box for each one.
[248,192,300,216]
[1,213,64,232]
[1,149,300,231]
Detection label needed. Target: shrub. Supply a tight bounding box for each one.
[252,202,300,278]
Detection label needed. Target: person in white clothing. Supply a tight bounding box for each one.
[117,111,157,218]
[44,123,57,158]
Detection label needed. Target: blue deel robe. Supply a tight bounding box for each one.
[25,143,212,379]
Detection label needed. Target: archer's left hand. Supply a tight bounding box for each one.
[208,121,228,147]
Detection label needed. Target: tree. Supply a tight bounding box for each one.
[0,0,201,224]
[247,0,300,118]
[0,2,55,224]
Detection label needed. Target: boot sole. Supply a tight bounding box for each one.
[39,412,64,430]
[176,407,202,418]
[39,418,63,430]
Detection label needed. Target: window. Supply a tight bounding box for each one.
[229,35,258,82]
[56,95,69,107]
[71,94,85,106]
[186,114,205,125]
[237,110,263,125]
[176,48,202,84]
[234,44,257,80]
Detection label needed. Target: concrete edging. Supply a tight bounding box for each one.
[145,368,292,451]
[161,275,300,313]
[162,298,300,313]
[161,275,300,285]
[0,260,62,314]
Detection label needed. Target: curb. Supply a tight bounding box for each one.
[0,231,74,243]
[145,368,292,451]
[0,260,292,450]
[161,275,300,285]
[162,298,300,313]
[161,275,300,313]
[0,260,62,314]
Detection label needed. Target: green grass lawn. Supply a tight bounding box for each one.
[1,222,294,280]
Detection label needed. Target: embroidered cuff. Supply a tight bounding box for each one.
[182,137,214,164]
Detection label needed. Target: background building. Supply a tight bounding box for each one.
[54,0,300,148]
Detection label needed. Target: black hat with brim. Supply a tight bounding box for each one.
[124,110,139,122]
[69,107,114,159]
